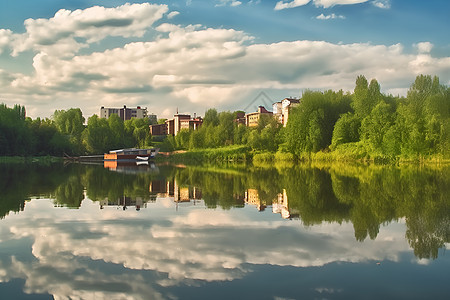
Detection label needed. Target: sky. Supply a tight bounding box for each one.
[0,0,449,119]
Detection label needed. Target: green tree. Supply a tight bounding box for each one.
[108,114,125,149]
[82,115,112,154]
[233,124,248,145]
[395,75,449,157]
[203,108,219,126]
[175,129,190,149]
[285,90,350,155]
[352,75,369,118]
[360,101,395,152]
[132,118,152,148]
[53,108,85,154]
[217,111,235,146]
[189,129,204,149]
[0,104,31,155]
[331,113,360,149]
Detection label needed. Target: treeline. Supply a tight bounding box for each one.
[169,74,449,161]
[0,106,153,156]
[1,74,448,159]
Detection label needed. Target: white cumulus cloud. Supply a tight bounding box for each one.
[316,13,346,19]
[0,4,448,119]
[372,0,390,9]
[274,0,390,10]
[167,11,180,19]
[0,29,13,55]
[10,3,168,57]
[314,0,368,8]
[216,0,243,7]
[415,42,433,54]
[275,0,311,10]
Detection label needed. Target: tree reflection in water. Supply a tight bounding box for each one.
[0,162,448,259]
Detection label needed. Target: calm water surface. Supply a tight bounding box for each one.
[0,161,449,300]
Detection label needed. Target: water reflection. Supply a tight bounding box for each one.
[0,161,449,299]
[1,162,448,261]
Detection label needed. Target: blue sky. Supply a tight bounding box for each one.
[0,0,449,118]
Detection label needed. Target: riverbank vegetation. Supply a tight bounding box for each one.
[1,74,448,163]
[166,74,449,164]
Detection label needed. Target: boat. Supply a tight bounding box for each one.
[104,148,159,161]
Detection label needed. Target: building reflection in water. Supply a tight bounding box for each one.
[98,171,295,219]
[149,179,202,206]
[99,195,156,211]
[245,189,267,211]
[245,188,298,219]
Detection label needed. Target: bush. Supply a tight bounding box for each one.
[253,152,275,164]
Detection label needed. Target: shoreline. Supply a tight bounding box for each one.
[1,149,448,167]
[154,146,450,167]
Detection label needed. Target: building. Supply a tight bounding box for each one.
[100,105,155,121]
[173,114,191,134]
[151,112,203,136]
[272,101,283,124]
[147,114,157,124]
[165,119,175,135]
[234,111,246,125]
[149,123,168,136]
[245,106,273,127]
[281,98,300,127]
[271,98,300,127]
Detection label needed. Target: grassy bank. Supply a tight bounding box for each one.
[157,144,449,167]
[157,145,252,164]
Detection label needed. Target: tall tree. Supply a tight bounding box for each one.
[352,75,370,118]
[203,108,219,126]
[82,115,112,154]
[53,108,85,154]
[360,101,395,153]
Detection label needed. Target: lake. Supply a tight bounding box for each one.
[0,161,449,299]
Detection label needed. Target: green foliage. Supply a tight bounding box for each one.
[0,104,72,156]
[53,108,85,154]
[285,90,352,155]
[360,100,395,152]
[253,152,275,164]
[2,74,447,161]
[203,108,219,126]
[352,75,382,119]
[175,129,190,149]
[169,145,252,163]
[393,75,449,157]
[81,115,153,154]
[286,75,449,161]
[331,113,360,149]
[83,115,112,154]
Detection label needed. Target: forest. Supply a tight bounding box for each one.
[0,74,448,160]
[0,106,153,156]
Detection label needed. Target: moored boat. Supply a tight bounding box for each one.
[104,148,159,161]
